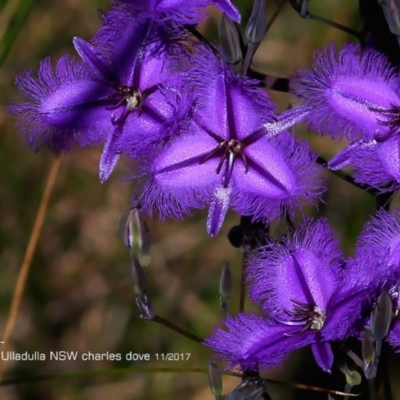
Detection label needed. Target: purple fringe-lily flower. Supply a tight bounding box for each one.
[10,6,187,182]
[292,44,400,142]
[352,210,400,349]
[133,48,323,236]
[293,43,400,191]
[118,0,241,24]
[206,219,377,372]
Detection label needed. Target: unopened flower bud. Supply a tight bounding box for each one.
[207,361,223,397]
[245,0,267,44]
[219,13,242,66]
[362,329,377,379]
[119,206,151,266]
[131,254,147,297]
[136,294,155,320]
[219,263,233,314]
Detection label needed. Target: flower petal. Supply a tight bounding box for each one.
[215,0,241,22]
[387,320,400,351]
[232,133,324,222]
[249,218,343,316]
[73,37,116,82]
[9,56,112,152]
[328,140,376,170]
[207,185,231,236]
[204,314,315,371]
[99,134,121,182]
[311,342,334,373]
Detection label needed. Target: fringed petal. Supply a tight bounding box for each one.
[9,56,110,152]
[204,314,315,371]
[355,210,400,272]
[350,137,400,191]
[232,132,324,220]
[99,134,121,182]
[248,218,343,316]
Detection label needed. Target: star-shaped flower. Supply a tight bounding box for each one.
[10,7,186,182]
[206,219,377,372]
[133,49,322,236]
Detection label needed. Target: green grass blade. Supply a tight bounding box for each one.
[0,0,34,68]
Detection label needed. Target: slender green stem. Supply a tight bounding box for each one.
[0,0,34,67]
[152,314,203,344]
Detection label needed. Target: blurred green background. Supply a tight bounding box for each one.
[0,0,398,399]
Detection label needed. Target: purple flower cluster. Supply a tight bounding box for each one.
[10,0,323,236]
[205,211,400,372]
[10,0,400,384]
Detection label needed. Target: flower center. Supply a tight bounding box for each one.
[199,138,249,187]
[107,85,143,125]
[281,298,326,336]
[369,103,400,139]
